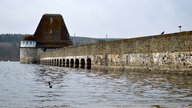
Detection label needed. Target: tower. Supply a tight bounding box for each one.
[20,14,73,64]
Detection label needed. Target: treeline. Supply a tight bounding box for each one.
[0,34,23,42]
[0,34,23,61]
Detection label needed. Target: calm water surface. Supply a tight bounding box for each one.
[0,62,191,108]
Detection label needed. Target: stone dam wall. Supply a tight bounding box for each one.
[40,31,192,75]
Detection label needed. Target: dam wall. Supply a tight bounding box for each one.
[40,31,192,75]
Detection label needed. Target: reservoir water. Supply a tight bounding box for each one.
[0,62,191,108]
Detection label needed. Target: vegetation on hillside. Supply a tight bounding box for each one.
[0,34,23,61]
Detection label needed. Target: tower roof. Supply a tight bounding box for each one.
[23,14,73,48]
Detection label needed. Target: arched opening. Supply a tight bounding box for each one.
[54,59,57,66]
[53,59,55,66]
[60,59,62,67]
[66,59,69,67]
[81,58,85,69]
[50,59,51,66]
[63,59,65,67]
[87,58,91,69]
[57,59,59,66]
[75,59,79,68]
[51,59,53,66]
[70,59,74,68]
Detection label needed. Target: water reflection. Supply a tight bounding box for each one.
[0,62,191,108]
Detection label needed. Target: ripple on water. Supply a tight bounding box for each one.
[0,62,191,108]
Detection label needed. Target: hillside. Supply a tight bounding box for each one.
[0,34,120,61]
[0,34,23,61]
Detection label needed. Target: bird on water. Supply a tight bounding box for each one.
[48,82,52,88]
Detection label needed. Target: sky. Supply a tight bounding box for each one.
[0,0,192,38]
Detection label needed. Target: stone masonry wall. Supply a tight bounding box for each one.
[20,48,44,64]
[40,31,192,75]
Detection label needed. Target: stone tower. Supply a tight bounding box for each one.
[20,14,73,64]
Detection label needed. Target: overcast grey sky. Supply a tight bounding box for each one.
[0,0,192,38]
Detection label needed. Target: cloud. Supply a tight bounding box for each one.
[0,0,192,38]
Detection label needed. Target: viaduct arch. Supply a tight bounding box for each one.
[41,56,93,70]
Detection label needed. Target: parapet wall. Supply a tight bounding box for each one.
[40,31,192,75]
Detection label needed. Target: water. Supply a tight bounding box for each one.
[0,62,191,108]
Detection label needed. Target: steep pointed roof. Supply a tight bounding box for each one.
[23,14,73,48]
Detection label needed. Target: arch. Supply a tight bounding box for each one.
[81,58,85,69]
[47,59,50,65]
[55,59,57,66]
[62,59,65,67]
[66,59,69,67]
[54,59,56,66]
[75,59,79,68]
[52,59,54,66]
[51,59,53,66]
[70,59,74,68]
[56,59,59,66]
[60,59,62,67]
[48,59,50,65]
[53,59,55,66]
[87,58,91,69]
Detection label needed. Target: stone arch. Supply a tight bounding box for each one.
[53,59,56,66]
[66,59,69,67]
[51,59,53,66]
[81,58,85,69]
[59,59,62,67]
[75,59,79,68]
[48,59,50,65]
[50,59,51,66]
[63,59,65,67]
[87,58,91,69]
[56,59,59,66]
[70,59,74,68]
[53,59,55,66]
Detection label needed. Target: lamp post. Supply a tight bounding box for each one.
[178,26,182,32]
